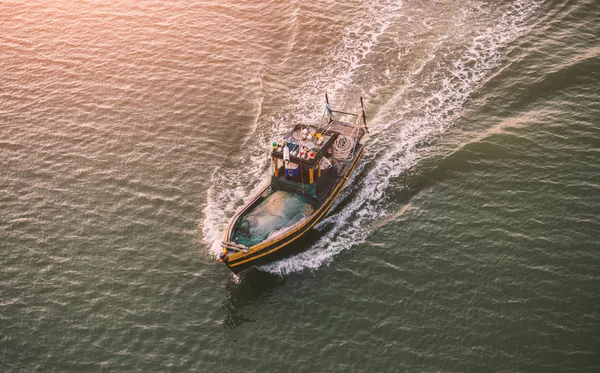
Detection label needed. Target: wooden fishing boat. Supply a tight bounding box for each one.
[219,95,368,274]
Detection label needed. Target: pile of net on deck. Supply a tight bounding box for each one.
[233,191,314,247]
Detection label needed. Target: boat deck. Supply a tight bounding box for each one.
[327,120,367,139]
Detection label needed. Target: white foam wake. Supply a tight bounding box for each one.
[261,0,543,275]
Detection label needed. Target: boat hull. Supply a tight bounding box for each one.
[222,146,364,274]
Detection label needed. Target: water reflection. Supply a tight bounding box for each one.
[219,221,328,328]
[222,269,285,329]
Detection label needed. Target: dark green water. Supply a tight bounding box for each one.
[1,0,599,371]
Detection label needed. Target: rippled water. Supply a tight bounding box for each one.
[1,0,599,371]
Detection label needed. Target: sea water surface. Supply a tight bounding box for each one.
[1,0,599,371]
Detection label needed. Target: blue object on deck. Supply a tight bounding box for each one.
[285,162,299,178]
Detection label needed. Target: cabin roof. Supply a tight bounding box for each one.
[271,123,337,166]
[271,119,367,166]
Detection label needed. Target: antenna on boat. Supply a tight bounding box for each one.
[325,93,333,121]
[320,92,333,129]
[360,96,369,133]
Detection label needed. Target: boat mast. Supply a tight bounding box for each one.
[360,96,368,133]
[324,93,332,124]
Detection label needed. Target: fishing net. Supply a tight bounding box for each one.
[233,191,314,247]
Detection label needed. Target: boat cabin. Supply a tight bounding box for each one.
[270,118,366,201]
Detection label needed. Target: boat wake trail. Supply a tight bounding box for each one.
[260,0,543,275]
[202,0,543,275]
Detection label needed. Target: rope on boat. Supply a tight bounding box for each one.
[333,135,355,161]
[333,115,361,162]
